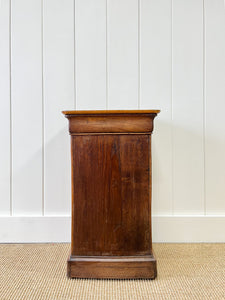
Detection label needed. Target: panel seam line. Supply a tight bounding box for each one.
[138,0,140,109]
[106,0,108,110]
[203,0,206,216]
[74,0,76,109]
[9,0,12,216]
[41,0,44,216]
[171,0,174,216]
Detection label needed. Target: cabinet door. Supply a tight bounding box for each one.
[71,134,152,256]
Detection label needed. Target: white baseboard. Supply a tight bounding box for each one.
[0,216,71,243]
[0,215,225,243]
[152,216,225,242]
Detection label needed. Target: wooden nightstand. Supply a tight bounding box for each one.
[63,110,159,279]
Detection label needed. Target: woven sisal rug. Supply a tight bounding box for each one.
[0,243,224,299]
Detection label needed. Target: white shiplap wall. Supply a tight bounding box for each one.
[0,0,225,242]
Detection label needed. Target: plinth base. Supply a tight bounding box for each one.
[67,254,157,279]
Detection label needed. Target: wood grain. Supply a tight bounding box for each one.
[62,110,160,115]
[63,111,159,134]
[67,255,157,279]
[71,135,151,256]
[64,110,159,278]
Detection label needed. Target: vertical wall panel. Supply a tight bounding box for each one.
[172,0,204,214]
[107,0,138,109]
[140,0,172,215]
[0,0,10,215]
[205,0,225,214]
[11,0,42,215]
[43,0,74,215]
[0,0,224,242]
[75,0,106,109]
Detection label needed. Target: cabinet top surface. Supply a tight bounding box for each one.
[62,109,160,116]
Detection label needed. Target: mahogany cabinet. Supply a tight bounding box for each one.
[62,110,160,279]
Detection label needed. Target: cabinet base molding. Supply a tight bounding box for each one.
[67,254,157,279]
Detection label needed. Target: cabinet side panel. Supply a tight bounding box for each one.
[118,135,150,255]
[71,134,150,256]
[71,135,105,255]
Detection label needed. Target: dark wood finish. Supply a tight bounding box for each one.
[66,115,155,134]
[63,110,159,279]
[62,109,160,115]
[67,255,157,279]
